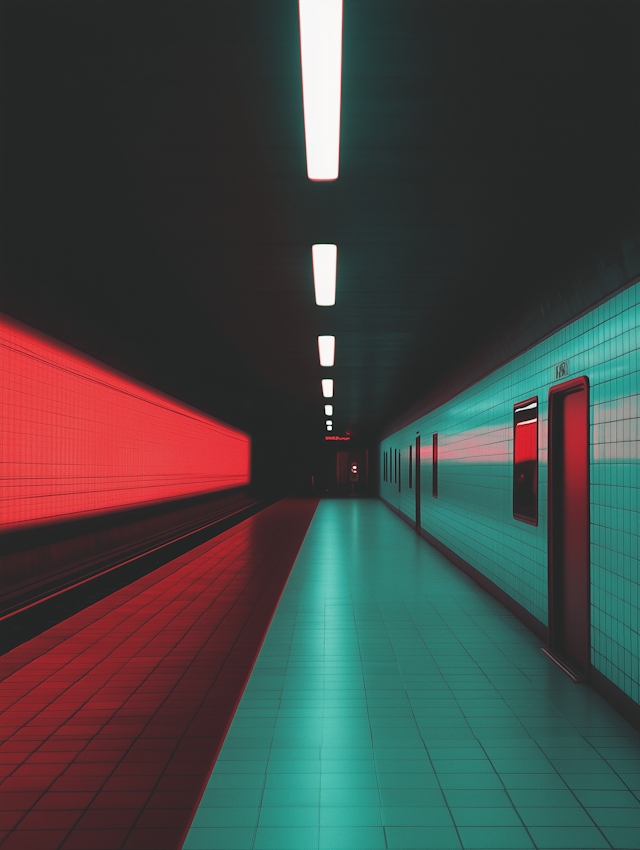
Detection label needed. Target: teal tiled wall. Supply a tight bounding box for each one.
[380,281,640,706]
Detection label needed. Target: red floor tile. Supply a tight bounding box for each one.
[122,828,183,850]
[17,810,82,830]
[0,777,52,793]
[60,829,129,850]
[0,499,317,849]
[2,831,69,850]
[0,814,22,832]
[75,810,138,829]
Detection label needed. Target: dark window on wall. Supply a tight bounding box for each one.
[513,397,538,524]
[432,434,438,498]
[409,446,413,488]
[394,449,397,483]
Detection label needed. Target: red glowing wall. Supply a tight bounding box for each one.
[0,314,251,531]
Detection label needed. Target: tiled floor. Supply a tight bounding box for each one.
[184,499,640,850]
[0,498,318,850]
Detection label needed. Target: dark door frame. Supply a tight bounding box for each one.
[546,375,590,681]
[415,436,421,532]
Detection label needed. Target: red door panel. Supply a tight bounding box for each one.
[548,377,590,679]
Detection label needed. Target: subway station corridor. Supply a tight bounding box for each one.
[185,499,640,850]
[2,3,640,849]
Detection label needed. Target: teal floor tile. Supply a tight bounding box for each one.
[499,773,569,790]
[385,825,461,848]
[450,807,523,826]
[183,827,254,850]
[577,789,640,807]
[432,759,496,774]
[319,772,379,789]
[264,773,321,789]
[457,825,534,848]
[257,807,318,827]
[378,787,446,807]
[191,808,259,828]
[587,807,640,827]
[253,826,318,849]
[443,789,512,807]
[600,826,640,849]
[517,807,594,826]
[438,773,505,790]
[527,826,610,848]
[319,806,381,827]
[261,787,319,807]
[320,788,379,806]
[200,789,263,808]
[318,825,386,848]
[507,790,581,808]
[381,806,454,826]
[182,501,640,850]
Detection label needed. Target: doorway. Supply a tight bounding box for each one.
[336,449,367,495]
[415,436,421,532]
[547,377,590,680]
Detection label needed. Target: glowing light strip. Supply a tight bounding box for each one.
[516,418,537,426]
[312,244,337,306]
[299,0,343,180]
[318,335,335,367]
[515,401,537,412]
[324,404,333,415]
[322,379,334,398]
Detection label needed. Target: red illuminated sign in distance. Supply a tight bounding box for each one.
[0,314,251,531]
[325,435,350,440]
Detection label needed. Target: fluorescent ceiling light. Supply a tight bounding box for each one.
[322,379,334,398]
[312,244,337,306]
[299,0,343,180]
[324,404,333,416]
[326,420,333,426]
[327,424,333,431]
[318,335,335,367]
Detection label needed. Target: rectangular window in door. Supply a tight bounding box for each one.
[409,446,412,489]
[513,397,538,525]
[432,434,438,498]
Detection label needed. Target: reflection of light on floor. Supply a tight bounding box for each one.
[185,499,640,850]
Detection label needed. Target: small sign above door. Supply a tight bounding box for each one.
[554,360,570,380]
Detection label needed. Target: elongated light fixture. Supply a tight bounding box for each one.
[322,379,334,398]
[299,0,343,180]
[326,420,333,427]
[324,404,333,416]
[318,335,335,367]
[312,244,337,305]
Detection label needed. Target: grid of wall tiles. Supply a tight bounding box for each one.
[0,314,250,531]
[380,281,640,706]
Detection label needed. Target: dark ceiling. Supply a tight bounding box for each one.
[1,1,639,462]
